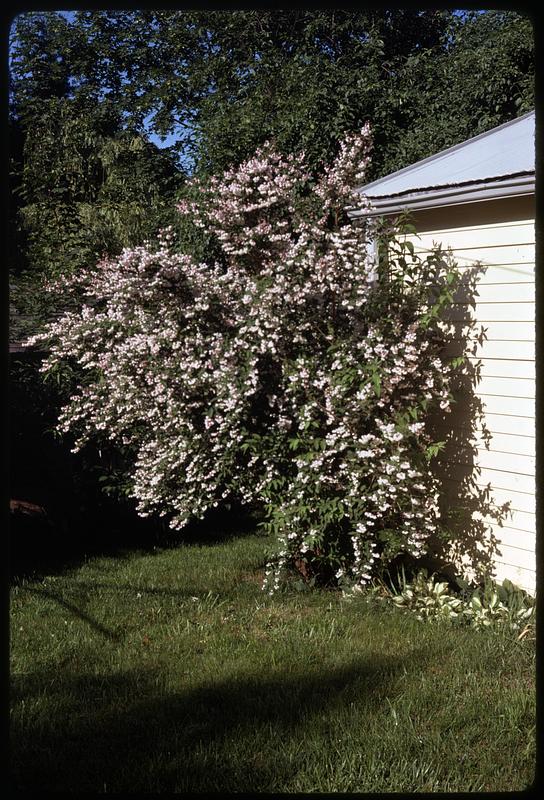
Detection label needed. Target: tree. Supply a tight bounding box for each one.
[9,12,182,341]
[385,10,535,173]
[10,10,533,249]
[13,9,529,180]
[10,9,534,336]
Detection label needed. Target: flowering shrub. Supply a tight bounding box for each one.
[27,125,493,590]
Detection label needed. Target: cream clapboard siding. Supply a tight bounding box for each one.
[405,215,535,593]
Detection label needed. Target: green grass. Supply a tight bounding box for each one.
[10,532,536,793]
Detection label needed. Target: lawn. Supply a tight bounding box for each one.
[10,530,536,793]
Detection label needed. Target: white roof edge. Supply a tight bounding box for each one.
[349,173,535,218]
[356,110,535,197]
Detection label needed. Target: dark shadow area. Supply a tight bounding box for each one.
[10,647,432,792]
[424,262,510,585]
[9,352,261,581]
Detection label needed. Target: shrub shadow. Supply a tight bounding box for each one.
[10,648,432,792]
[425,262,510,584]
[9,500,261,582]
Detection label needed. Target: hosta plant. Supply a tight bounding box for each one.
[385,569,535,633]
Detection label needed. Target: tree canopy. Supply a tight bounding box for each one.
[9,9,534,339]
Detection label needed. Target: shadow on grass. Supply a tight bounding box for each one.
[20,585,122,641]
[16,575,268,644]
[10,648,431,793]
[10,501,262,583]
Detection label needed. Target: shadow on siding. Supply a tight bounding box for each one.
[426,262,510,584]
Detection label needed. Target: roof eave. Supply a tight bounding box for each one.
[352,110,535,199]
[348,173,535,219]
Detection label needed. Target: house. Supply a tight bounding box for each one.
[352,111,536,593]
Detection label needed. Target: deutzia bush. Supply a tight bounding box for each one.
[27,125,473,591]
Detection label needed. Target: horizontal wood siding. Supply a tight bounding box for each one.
[473,431,534,456]
[458,321,534,340]
[408,213,535,593]
[470,359,534,379]
[477,412,535,437]
[471,283,534,303]
[497,510,536,535]
[452,264,534,283]
[473,394,534,417]
[440,480,534,515]
[413,220,533,248]
[476,376,534,399]
[443,340,535,360]
[445,245,533,266]
[475,449,534,476]
[480,484,535,514]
